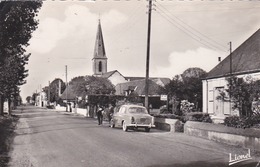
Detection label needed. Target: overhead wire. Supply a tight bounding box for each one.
[154,4,227,53]
[155,1,228,51]
[153,2,227,52]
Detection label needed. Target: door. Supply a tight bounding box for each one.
[214,87,224,116]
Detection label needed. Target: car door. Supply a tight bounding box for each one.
[117,106,127,127]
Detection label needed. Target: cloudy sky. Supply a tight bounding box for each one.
[21,0,260,100]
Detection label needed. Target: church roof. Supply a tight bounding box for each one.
[93,20,107,60]
[206,29,260,79]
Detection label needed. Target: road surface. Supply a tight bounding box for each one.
[9,106,259,167]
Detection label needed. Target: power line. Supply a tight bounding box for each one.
[154,4,228,52]
[155,9,225,52]
[155,1,228,51]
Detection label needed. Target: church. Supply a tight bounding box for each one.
[61,19,170,102]
[92,19,170,95]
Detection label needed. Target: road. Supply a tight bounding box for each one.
[8,106,259,167]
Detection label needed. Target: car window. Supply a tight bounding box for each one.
[128,107,148,114]
[114,106,120,113]
[119,106,126,114]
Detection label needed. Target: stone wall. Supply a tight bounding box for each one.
[184,121,260,152]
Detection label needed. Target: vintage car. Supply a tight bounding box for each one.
[110,104,155,132]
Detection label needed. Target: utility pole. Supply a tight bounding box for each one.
[230,42,232,77]
[229,42,232,114]
[145,0,152,113]
[48,81,50,105]
[65,65,68,111]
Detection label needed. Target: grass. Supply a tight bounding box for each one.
[0,114,19,167]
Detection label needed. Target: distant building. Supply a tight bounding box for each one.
[62,19,170,106]
[202,29,260,123]
[35,91,47,107]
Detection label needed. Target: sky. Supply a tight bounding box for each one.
[20,0,260,101]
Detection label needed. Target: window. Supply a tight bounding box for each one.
[128,107,148,114]
[98,61,102,72]
[119,107,126,114]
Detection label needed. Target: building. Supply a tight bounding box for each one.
[92,20,127,85]
[202,29,260,123]
[61,19,170,106]
[35,91,47,107]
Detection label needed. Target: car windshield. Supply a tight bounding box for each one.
[128,107,148,114]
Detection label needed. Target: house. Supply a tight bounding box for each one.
[125,77,170,87]
[35,91,47,107]
[115,79,167,109]
[101,70,128,86]
[202,28,260,123]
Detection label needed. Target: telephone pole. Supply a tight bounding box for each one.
[229,42,232,114]
[145,0,152,113]
[65,65,68,104]
[229,42,232,77]
[48,81,50,104]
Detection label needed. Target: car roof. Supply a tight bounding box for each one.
[121,104,146,109]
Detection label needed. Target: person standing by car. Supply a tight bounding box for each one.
[97,104,104,125]
[108,103,114,124]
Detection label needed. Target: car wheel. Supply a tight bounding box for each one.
[145,127,150,132]
[122,121,128,132]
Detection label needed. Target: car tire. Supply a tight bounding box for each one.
[145,127,150,132]
[122,121,128,132]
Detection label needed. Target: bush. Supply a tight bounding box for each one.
[184,112,212,123]
[154,112,212,123]
[154,114,181,120]
[224,115,260,129]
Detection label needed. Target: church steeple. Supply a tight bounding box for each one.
[92,19,107,76]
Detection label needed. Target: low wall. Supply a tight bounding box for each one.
[55,106,66,111]
[54,106,90,117]
[184,121,260,152]
[154,117,183,132]
[74,108,89,117]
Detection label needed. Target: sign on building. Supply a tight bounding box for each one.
[160,95,167,101]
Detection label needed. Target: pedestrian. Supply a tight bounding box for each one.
[108,104,115,124]
[97,104,104,125]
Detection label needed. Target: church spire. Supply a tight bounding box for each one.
[93,19,106,59]
[92,19,107,76]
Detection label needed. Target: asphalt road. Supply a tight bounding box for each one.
[8,106,260,167]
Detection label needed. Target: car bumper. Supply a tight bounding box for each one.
[128,123,155,128]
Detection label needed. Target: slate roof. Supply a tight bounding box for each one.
[93,20,107,60]
[124,77,170,86]
[101,70,125,79]
[60,84,78,100]
[206,29,260,79]
[115,79,164,96]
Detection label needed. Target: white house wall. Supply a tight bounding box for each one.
[203,72,260,117]
[108,72,127,86]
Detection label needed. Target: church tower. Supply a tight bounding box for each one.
[92,19,107,76]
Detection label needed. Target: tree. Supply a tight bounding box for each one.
[0,1,42,115]
[165,67,206,113]
[31,93,38,104]
[26,96,31,104]
[70,76,115,97]
[43,78,66,103]
[225,76,260,117]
